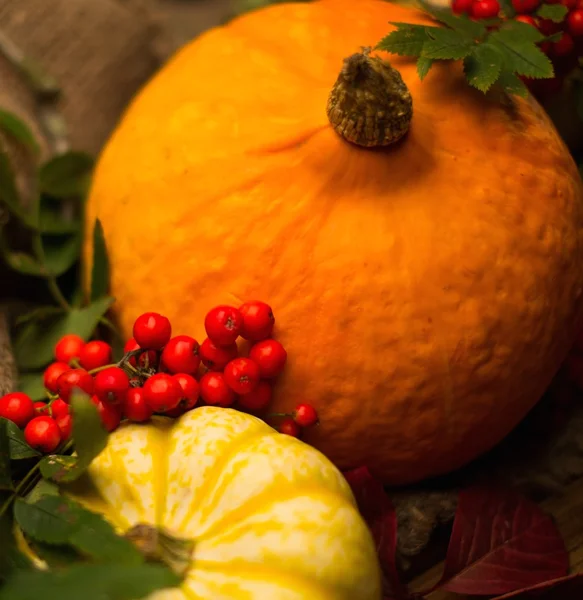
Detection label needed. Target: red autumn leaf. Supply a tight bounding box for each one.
[492,573,583,599]
[430,486,569,597]
[343,466,410,600]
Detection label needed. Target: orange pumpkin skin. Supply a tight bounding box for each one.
[84,0,583,484]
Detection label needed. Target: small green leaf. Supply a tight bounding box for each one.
[376,24,428,56]
[39,455,86,483]
[38,152,94,198]
[497,68,530,97]
[488,33,554,79]
[26,479,59,504]
[0,418,40,460]
[0,153,26,222]
[0,244,46,277]
[42,233,81,277]
[496,19,546,43]
[0,110,40,156]
[15,305,65,327]
[13,296,114,369]
[0,420,13,490]
[14,495,143,564]
[536,3,568,22]
[90,219,110,301]
[17,372,47,401]
[70,392,108,473]
[0,563,181,600]
[420,4,489,38]
[464,43,503,92]
[422,28,476,60]
[417,56,434,80]
[0,504,33,581]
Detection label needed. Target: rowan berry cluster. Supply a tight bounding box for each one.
[0,301,318,453]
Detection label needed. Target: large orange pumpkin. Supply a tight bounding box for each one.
[84,0,583,485]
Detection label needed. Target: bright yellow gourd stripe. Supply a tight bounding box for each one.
[63,407,382,600]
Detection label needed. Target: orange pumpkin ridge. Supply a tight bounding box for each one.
[84,0,583,485]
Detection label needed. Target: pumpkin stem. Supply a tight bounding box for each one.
[326,47,413,147]
[124,523,194,578]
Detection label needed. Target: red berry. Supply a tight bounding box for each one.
[568,9,583,36]
[97,400,122,432]
[133,312,172,350]
[54,334,85,364]
[199,338,238,371]
[249,339,287,378]
[79,341,113,371]
[24,416,61,452]
[34,401,50,416]
[471,0,500,18]
[51,398,70,419]
[124,388,153,422]
[237,380,272,412]
[238,301,275,341]
[94,367,130,405]
[551,32,575,56]
[204,305,243,346]
[0,392,35,428]
[123,338,157,369]
[172,373,199,411]
[56,369,94,403]
[43,362,70,394]
[279,417,300,438]
[161,336,200,374]
[199,372,235,407]
[293,403,318,427]
[514,15,537,25]
[538,18,562,35]
[451,0,473,14]
[223,358,260,394]
[143,373,182,412]
[56,414,72,441]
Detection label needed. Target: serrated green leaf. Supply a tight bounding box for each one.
[536,3,568,22]
[13,296,114,369]
[417,55,434,80]
[0,420,12,491]
[26,478,59,504]
[39,454,86,483]
[496,19,546,43]
[422,28,476,60]
[488,33,554,79]
[0,418,40,460]
[0,563,181,600]
[376,25,428,56]
[0,503,33,582]
[0,110,40,156]
[90,219,110,301]
[38,152,94,198]
[70,392,108,473]
[16,372,47,401]
[419,3,489,38]
[14,495,143,564]
[42,232,81,277]
[497,69,530,97]
[464,43,503,92]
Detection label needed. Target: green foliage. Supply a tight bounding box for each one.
[535,4,568,22]
[377,4,558,96]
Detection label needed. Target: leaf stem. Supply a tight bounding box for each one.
[0,462,41,518]
[30,234,71,311]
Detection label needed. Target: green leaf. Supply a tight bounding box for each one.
[26,479,59,504]
[0,153,26,222]
[464,43,503,92]
[497,68,530,97]
[13,296,114,369]
[17,372,47,401]
[42,233,81,277]
[0,418,40,460]
[376,24,428,56]
[536,3,568,22]
[26,539,84,569]
[0,110,40,156]
[0,502,33,582]
[0,563,181,600]
[488,32,554,79]
[90,219,110,301]
[38,196,80,234]
[0,243,46,277]
[14,496,143,564]
[420,4,489,38]
[422,28,476,60]
[417,55,434,80]
[38,152,94,198]
[39,455,87,483]
[496,19,546,43]
[70,391,108,474]
[0,420,13,490]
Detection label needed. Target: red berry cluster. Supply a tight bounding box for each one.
[451,0,583,95]
[0,301,319,453]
